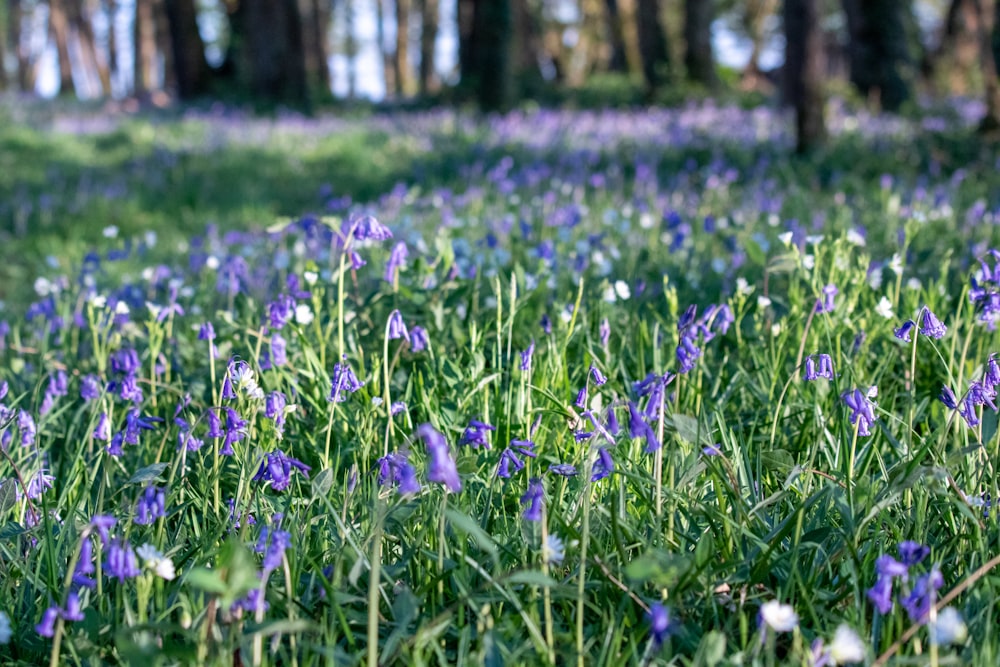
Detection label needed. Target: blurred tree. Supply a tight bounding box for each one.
[636,0,669,94]
[103,0,119,90]
[154,0,176,92]
[395,0,414,96]
[842,0,917,112]
[301,0,331,93]
[377,0,396,94]
[740,0,776,89]
[165,0,211,98]
[513,0,543,89]
[10,0,35,91]
[134,0,158,94]
[785,0,826,152]
[684,0,716,88]
[50,0,75,94]
[0,1,7,90]
[227,0,308,104]
[475,0,513,110]
[604,0,629,72]
[67,0,112,95]
[418,0,438,94]
[979,0,1000,131]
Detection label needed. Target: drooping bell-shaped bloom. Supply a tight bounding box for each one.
[919,306,947,339]
[387,310,408,340]
[459,419,496,449]
[252,450,311,492]
[418,424,462,493]
[134,485,166,525]
[520,478,544,521]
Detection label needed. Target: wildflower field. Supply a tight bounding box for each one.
[2,99,1000,666]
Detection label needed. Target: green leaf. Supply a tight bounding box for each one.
[128,463,169,485]
[695,630,727,667]
[671,413,703,446]
[185,567,227,595]
[982,409,999,448]
[624,550,691,588]
[446,508,499,568]
[0,522,25,540]
[505,571,558,588]
[311,468,334,499]
[244,619,317,637]
[0,480,17,514]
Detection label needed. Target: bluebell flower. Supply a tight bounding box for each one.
[939,385,959,410]
[898,541,930,567]
[89,515,116,546]
[221,407,247,456]
[80,374,101,402]
[676,334,701,374]
[901,567,944,622]
[352,215,393,241]
[107,431,125,456]
[498,439,536,478]
[206,408,223,438]
[590,364,607,386]
[17,410,35,447]
[894,320,916,342]
[252,450,311,492]
[134,485,166,525]
[520,478,544,521]
[648,602,672,647]
[61,592,84,622]
[328,357,364,402]
[628,401,660,453]
[540,314,552,335]
[256,526,292,574]
[409,326,429,352]
[377,452,421,495]
[919,307,947,339]
[519,341,535,371]
[349,250,366,269]
[271,333,287,367]
[105,539,141,582]
[591,447,614,481]
[600,318,610,348]
[815,284,838,314]
[842,388,877,437]
[875,554,909,578]
[35,606,59,637]
[459,419,496,449]
[384,242,408,283]
[94,412,111,441]
[606,406,620,436]
[390,401,407,416]
[548,463,578,477]
[867,576,894,614]
[265,392,289,434]
[124,408,160,445]
[804,353,834,381]
[418,424,462,493]
[73,539,96,590]
[574,386,588,408]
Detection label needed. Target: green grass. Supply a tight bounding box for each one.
[0,102,999,665]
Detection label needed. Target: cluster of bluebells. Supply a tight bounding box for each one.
[893,306,947,343]
[842,387,877,437]
[940,353,1000,428]
[675,304,733,374]
[804,353,834,381]
[866,541,944,623]
[969,249,1000,329]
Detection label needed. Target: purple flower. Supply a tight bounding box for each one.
[124,408,160,445]
[198,322,215,341]
[256,526,292,574]
[377,452,421,495]
[265,392,289,433]
[106,431,125,456]
[384,242,408,283]
[89,515,116,545]
[352,214,393,241]
[80,374,101,402]
[349,250,366,269]
[105,539,142,582]
[676,334,701,374]
[61,592,84,622]
[18,410,35,447]
[804,353,834,381]
[94,412,111,441]
[901,567,944,623]
[919,307,947,339]
[898,541,930,567]
[589,364,607,386]
[206,408,223,438]
[842,388,877,437]
[875,554,909,578]
[518,341,534,371]
[252,450,311,492]
[894,320,916,342]
[628,402,660,453]
[520,478,544,521]
[867,575,894,614]
[329,358,364,402]
[35,606,59,637]
[268,295,295,330]
[387,310,408,340]
[134,485,166,525]
[939,386,959,410]
[418,424,462,493]
[574,386,588,408]
[599,318,611,348]
[648,602,672,647]
[815,284,838,314]
[548,463,578,477]
[409,326,429,352]
[73,538,96,589]
[459,419,496,449]
[591,447,614,481]
[497,439,536,479]
[20,470,54,501]
[271,333,287,367]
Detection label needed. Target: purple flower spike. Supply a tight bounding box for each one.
[409,326,430,352]
[919,307,947,339]
[591,447,614,481]
[353,215,393,241]
[898,541,930,567]
[252,450,311,492]
[105,539,142,582]
[520,478,544,522]
[134,485,166,525]
[648,602,672,647]
[418,423,462,493]
[867,575,894,615]
[894,320,916,343]
[36,606,59,637]
[384,242,408,283]
[459,419,496,449]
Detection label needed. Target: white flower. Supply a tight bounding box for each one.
[802,254,815,270]
[868,267,884,290]
[827,624,865,664]
[146,302,163,320]
[846,229,866,246]
[806,235,825,246]
[295,304,314,325]
[866,385,878,399]
[114,301,130,315]
[931,607,968,646]
[304,271,318,286]
[875,296,894,319]
[889,253,904,274]
[136,544,176,580]
[736,277,754,297]
[906,278,922,291]
[102,225,119,238]
[89,294,107,309]
[34,277,53,297]
[778,231,794,246]
[614,280,631,300]
[542,534,565,566]
[757,296,772,309]
[205,256,220,271]
[0,611,10,644]
[759,600,798,632]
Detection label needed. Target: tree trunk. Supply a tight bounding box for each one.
[50,0,76,94]
[229,0,308,104]
[153,0,175,92]
[604,0,628,72]
[299,0,330,93]
[979,0,1000,131]
[740,0,776,89]
[394,0,413,96]
[11,0,35,91]
[475,0,512,110]
[418,0,438,94]
[842,0,916,112]
[0,1,7,90]
[104,0,119,89]
[133,0,158,94]
[636,0,669,94]
[377,0,395,96]
[683,0,715,87]
[457,0,476,93]
[67,0,112,95]
[164,0,210,98]
[784,0,825,153]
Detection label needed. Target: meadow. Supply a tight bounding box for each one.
[0,97,999,665]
